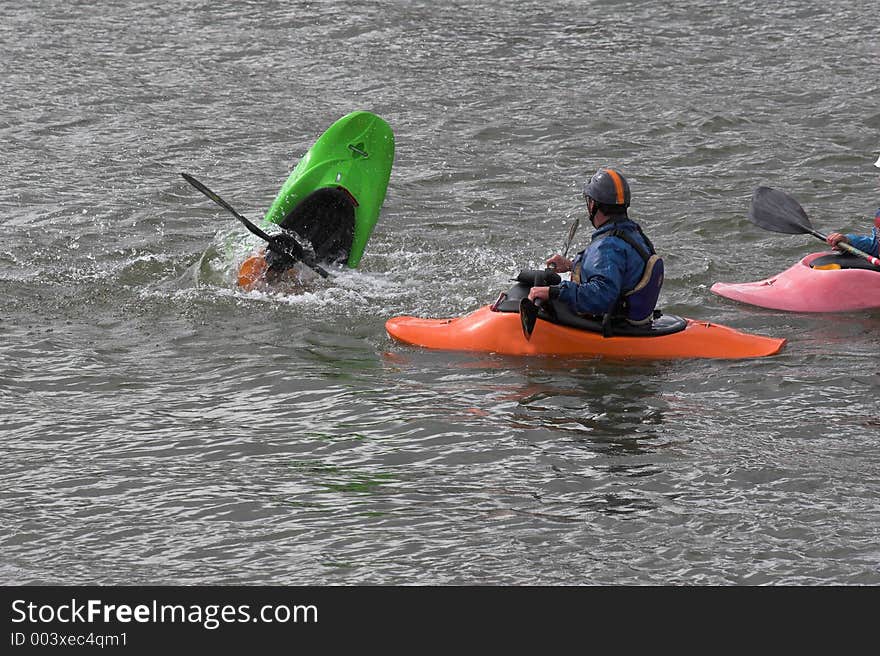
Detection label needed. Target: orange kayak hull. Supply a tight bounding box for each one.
[385,306,785,360]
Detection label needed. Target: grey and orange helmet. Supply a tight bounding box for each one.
[583,167,631,208]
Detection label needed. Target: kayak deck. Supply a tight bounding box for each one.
[386,306,785,360]
[711,252,880,312]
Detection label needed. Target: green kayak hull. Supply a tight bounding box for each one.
[263,111,394,268]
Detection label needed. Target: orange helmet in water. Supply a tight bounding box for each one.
[237,254,268,291]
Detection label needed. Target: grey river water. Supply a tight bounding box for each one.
[1,1,878,585]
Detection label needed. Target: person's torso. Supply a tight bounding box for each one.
[571,218,652,290]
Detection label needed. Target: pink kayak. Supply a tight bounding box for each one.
[711,251,880,312]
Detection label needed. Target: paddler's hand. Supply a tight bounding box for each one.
[528,286,550,302]
[545,254,572,272]
[826,233,849,249]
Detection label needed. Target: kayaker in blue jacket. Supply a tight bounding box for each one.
[826,209,880,257]
[528,167,663,324]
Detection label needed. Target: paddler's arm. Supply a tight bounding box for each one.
[527,253,571,301]
[828,231,879,256]
[528,285,561,302]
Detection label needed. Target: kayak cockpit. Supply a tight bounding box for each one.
[807,251,880,271]
[280,186,356,265]
[493,271,688,338]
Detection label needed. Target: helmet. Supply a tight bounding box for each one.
[583,168,631,208]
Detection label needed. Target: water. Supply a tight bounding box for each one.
[1,0,878,585]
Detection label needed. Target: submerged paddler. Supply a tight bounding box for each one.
[525,167,663,326]
[237,232,326,290]
[236,186,363,291]
[179,172,332,291]
[825,156,880,258]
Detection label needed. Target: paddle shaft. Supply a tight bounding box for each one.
[181,173,272,242]
[548,215,581,271]
[561,216,580,259]
[837,241,880,267]
[530,215,581,335]
[805,226,880,268]
[181,172,329,278]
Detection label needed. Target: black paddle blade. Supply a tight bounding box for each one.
[748,186,814,235]
[520,298,538,340]
[180,172,272,243]
[181,172,229,212]
[181,172,329,279]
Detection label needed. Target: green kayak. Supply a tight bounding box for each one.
[262,111,394,268]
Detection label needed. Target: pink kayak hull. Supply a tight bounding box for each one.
[711,252,880,312]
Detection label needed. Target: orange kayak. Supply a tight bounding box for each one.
[386,306,785,360]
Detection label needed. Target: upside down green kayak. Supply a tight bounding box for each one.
[262,111,394,268]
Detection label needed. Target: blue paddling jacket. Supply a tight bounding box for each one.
[552,216,661,320]
[844,222,880,257]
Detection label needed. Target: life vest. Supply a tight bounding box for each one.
[571,224,664,325]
